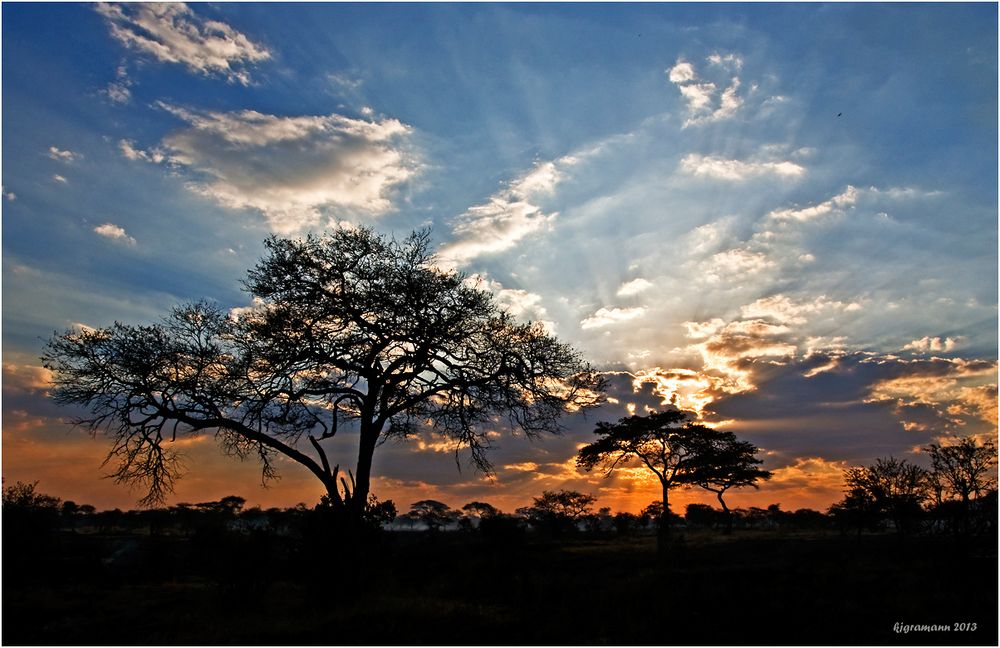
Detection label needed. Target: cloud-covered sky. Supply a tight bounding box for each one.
[3,3,996,513]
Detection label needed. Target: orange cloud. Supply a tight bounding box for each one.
[865,357,998,439]
[2,363,54,395]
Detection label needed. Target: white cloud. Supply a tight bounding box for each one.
[703,248,774,281]
[93,222,137,245]
[680,153,805,181]
[105,82,131,104]
[767,185,858,221]
[740,294,863,326]
[616,278,654,297]
[2,187,15,201]
[683,318,726,339]
[580,306,646,330]
[476,276,556,333]
[118,139,165,164]
[48,146,80,163]
[439,158,574,268]
[96,3,270,85]
[707,52,744,71]
[903,336,960,353]
[714,77,744,121]
[667,56,747,128]
[678,82,717,114]
[52,175,68,184]
[328,72,364,92]
[667,60,696,83]
[135,104,417,234]
[104,64,133,104]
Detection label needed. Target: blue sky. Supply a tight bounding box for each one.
[2,3,996,513]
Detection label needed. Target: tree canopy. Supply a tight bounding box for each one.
[924,437,997,504]
[839,457,930,535]
[43,227,604,512]
[576,410,769,544]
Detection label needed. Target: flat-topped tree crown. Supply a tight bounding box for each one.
[577,409,770,546]
[43,226,605,511]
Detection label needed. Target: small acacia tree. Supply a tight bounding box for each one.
[518,489,596,535]
[43,227,604,515]
[835,457,930,535]
[407,500,459,532]
[577,409,768,548]
[689,434,772,534]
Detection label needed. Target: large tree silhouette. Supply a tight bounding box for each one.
[43,227,604,513]
[576,410,733,549]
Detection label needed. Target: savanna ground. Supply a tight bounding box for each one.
[3,522,996,645]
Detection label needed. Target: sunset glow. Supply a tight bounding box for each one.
[3,3,996,516]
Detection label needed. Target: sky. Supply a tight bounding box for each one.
[2,3,997,515]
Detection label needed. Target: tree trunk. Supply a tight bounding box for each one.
[351,422,379,515]
[657,482,670,558]
[716,491,732,535]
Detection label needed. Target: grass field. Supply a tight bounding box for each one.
[3,527,996,645]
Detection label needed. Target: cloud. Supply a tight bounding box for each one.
[580,306,647,330]
[740,294,862,325]
[439,159,573,268]
[93,222,137,245]
[631,367,724,418]
[680,153,805,181]
[475,276,556,333]
[48,146,80,162]
[864,356,997,437]
[680,315,798,394]
[766,185,858,222]
[2,187,15,201]
[707,52,744,71]
[128,104,417,234]
[96,3,270,85]
[327,72,364,92]
[667,57,746,128]
[616,278,653,297]
[903,336,959,353]
[52,174,68,184]
[764,457,848,507]
[103,64,133,104]
[702,248,774,281]
[667,60,696,84]
[2,363,54,396]
[118,139,165,163]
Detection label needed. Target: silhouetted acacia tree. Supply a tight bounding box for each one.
[925,437,997,534]
[519,489,596,535]
[2,481,63,577]
[925,437,997,505]
[462,501,500,519]
[839,457,930,535]
[612,511,641,535]
[407,499,460,532]
[43,227,604,514]
[684,503,722,528]
[576,410,745,549]
[689,432,771,534]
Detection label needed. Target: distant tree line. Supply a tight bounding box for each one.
[7,430,995,548]
[828,436,997,537]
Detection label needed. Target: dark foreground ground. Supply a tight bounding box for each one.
[3,528,997,645]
